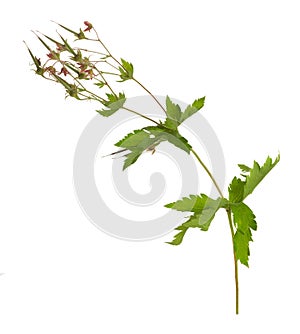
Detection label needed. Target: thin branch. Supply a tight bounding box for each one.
[73,47,107,57]
[122,107,160,125]
[191,148,224,198]
[93,66,116,96]
[90,28,167,115]
[191,147,239,314]
[226,208,239,315]
[132,77,167,115]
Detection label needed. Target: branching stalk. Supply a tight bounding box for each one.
[226,208,239,314]
[190,148,224,198]
[122,107,160,125]
[90,29,167,115]
[191,149,239,314]
[26,21,280,316]
[132,77,167,115]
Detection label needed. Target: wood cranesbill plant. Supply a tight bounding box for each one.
[25,21,280,314]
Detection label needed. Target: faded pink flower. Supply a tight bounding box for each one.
[59,67,69,76]
[83,21,93,32]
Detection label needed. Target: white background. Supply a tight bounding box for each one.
[1,0,299,333]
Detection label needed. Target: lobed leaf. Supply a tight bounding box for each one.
[164,96,206,130]
[123,151,143,170]
[166,225,188,245]
[161,129,192,153]
[115,125,192,170]
[180,97,205,123]
[97,92,126,117]
[94,81,106,88]
[166,194,226,245]
[182,210,216,231]
[242,154,280,199]
[238,164,251,173]
[228,177,244,203]
[118,58,134,81]
[165,194,226,213]
[164,96,182,130]
[234,231,250,267]
[228,154,280,203]
[115,129,150,149]
[231,203,257,267]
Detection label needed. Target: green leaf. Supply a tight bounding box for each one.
[94,81,106,88]
[164,96,205,129]
[167,133,191,152]
[159,128,191,153]
[164,96,182,130]
[166,225,188,245]
[165,194,207,212]
[182,210,216,231]
[238,164,251,173]
[123,151,142,170]
[180,96,205,123]
[98,92,126,117]
[115,128,151,149]
[115,131,153,169]
[231,203,257,267]
[192,97,206,110]
[115,125,192,169]
[165,194,226,213]
[228,177,244,203]
[228,154,280,203]
[166,194,226,244]
[234,231,250,267]
[242,154,280,199]
[118,58,134,81]
[121,58,134,76]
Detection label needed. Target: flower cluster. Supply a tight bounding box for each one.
[25,21,133,109]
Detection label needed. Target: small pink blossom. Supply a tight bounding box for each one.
[83,21,93,32]
[84,68,95,79]
[45,66,56,74]
[59,67,69,76]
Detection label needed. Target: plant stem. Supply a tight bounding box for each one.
[190,148,224,198]
[33,24,239,312]
[122,107,160,125]
[74,47,107,56]
[90,30,167,115]
[94,67,116,96]
[226,208,239,315]
[191,147,239,314]
[132,78,167,115]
